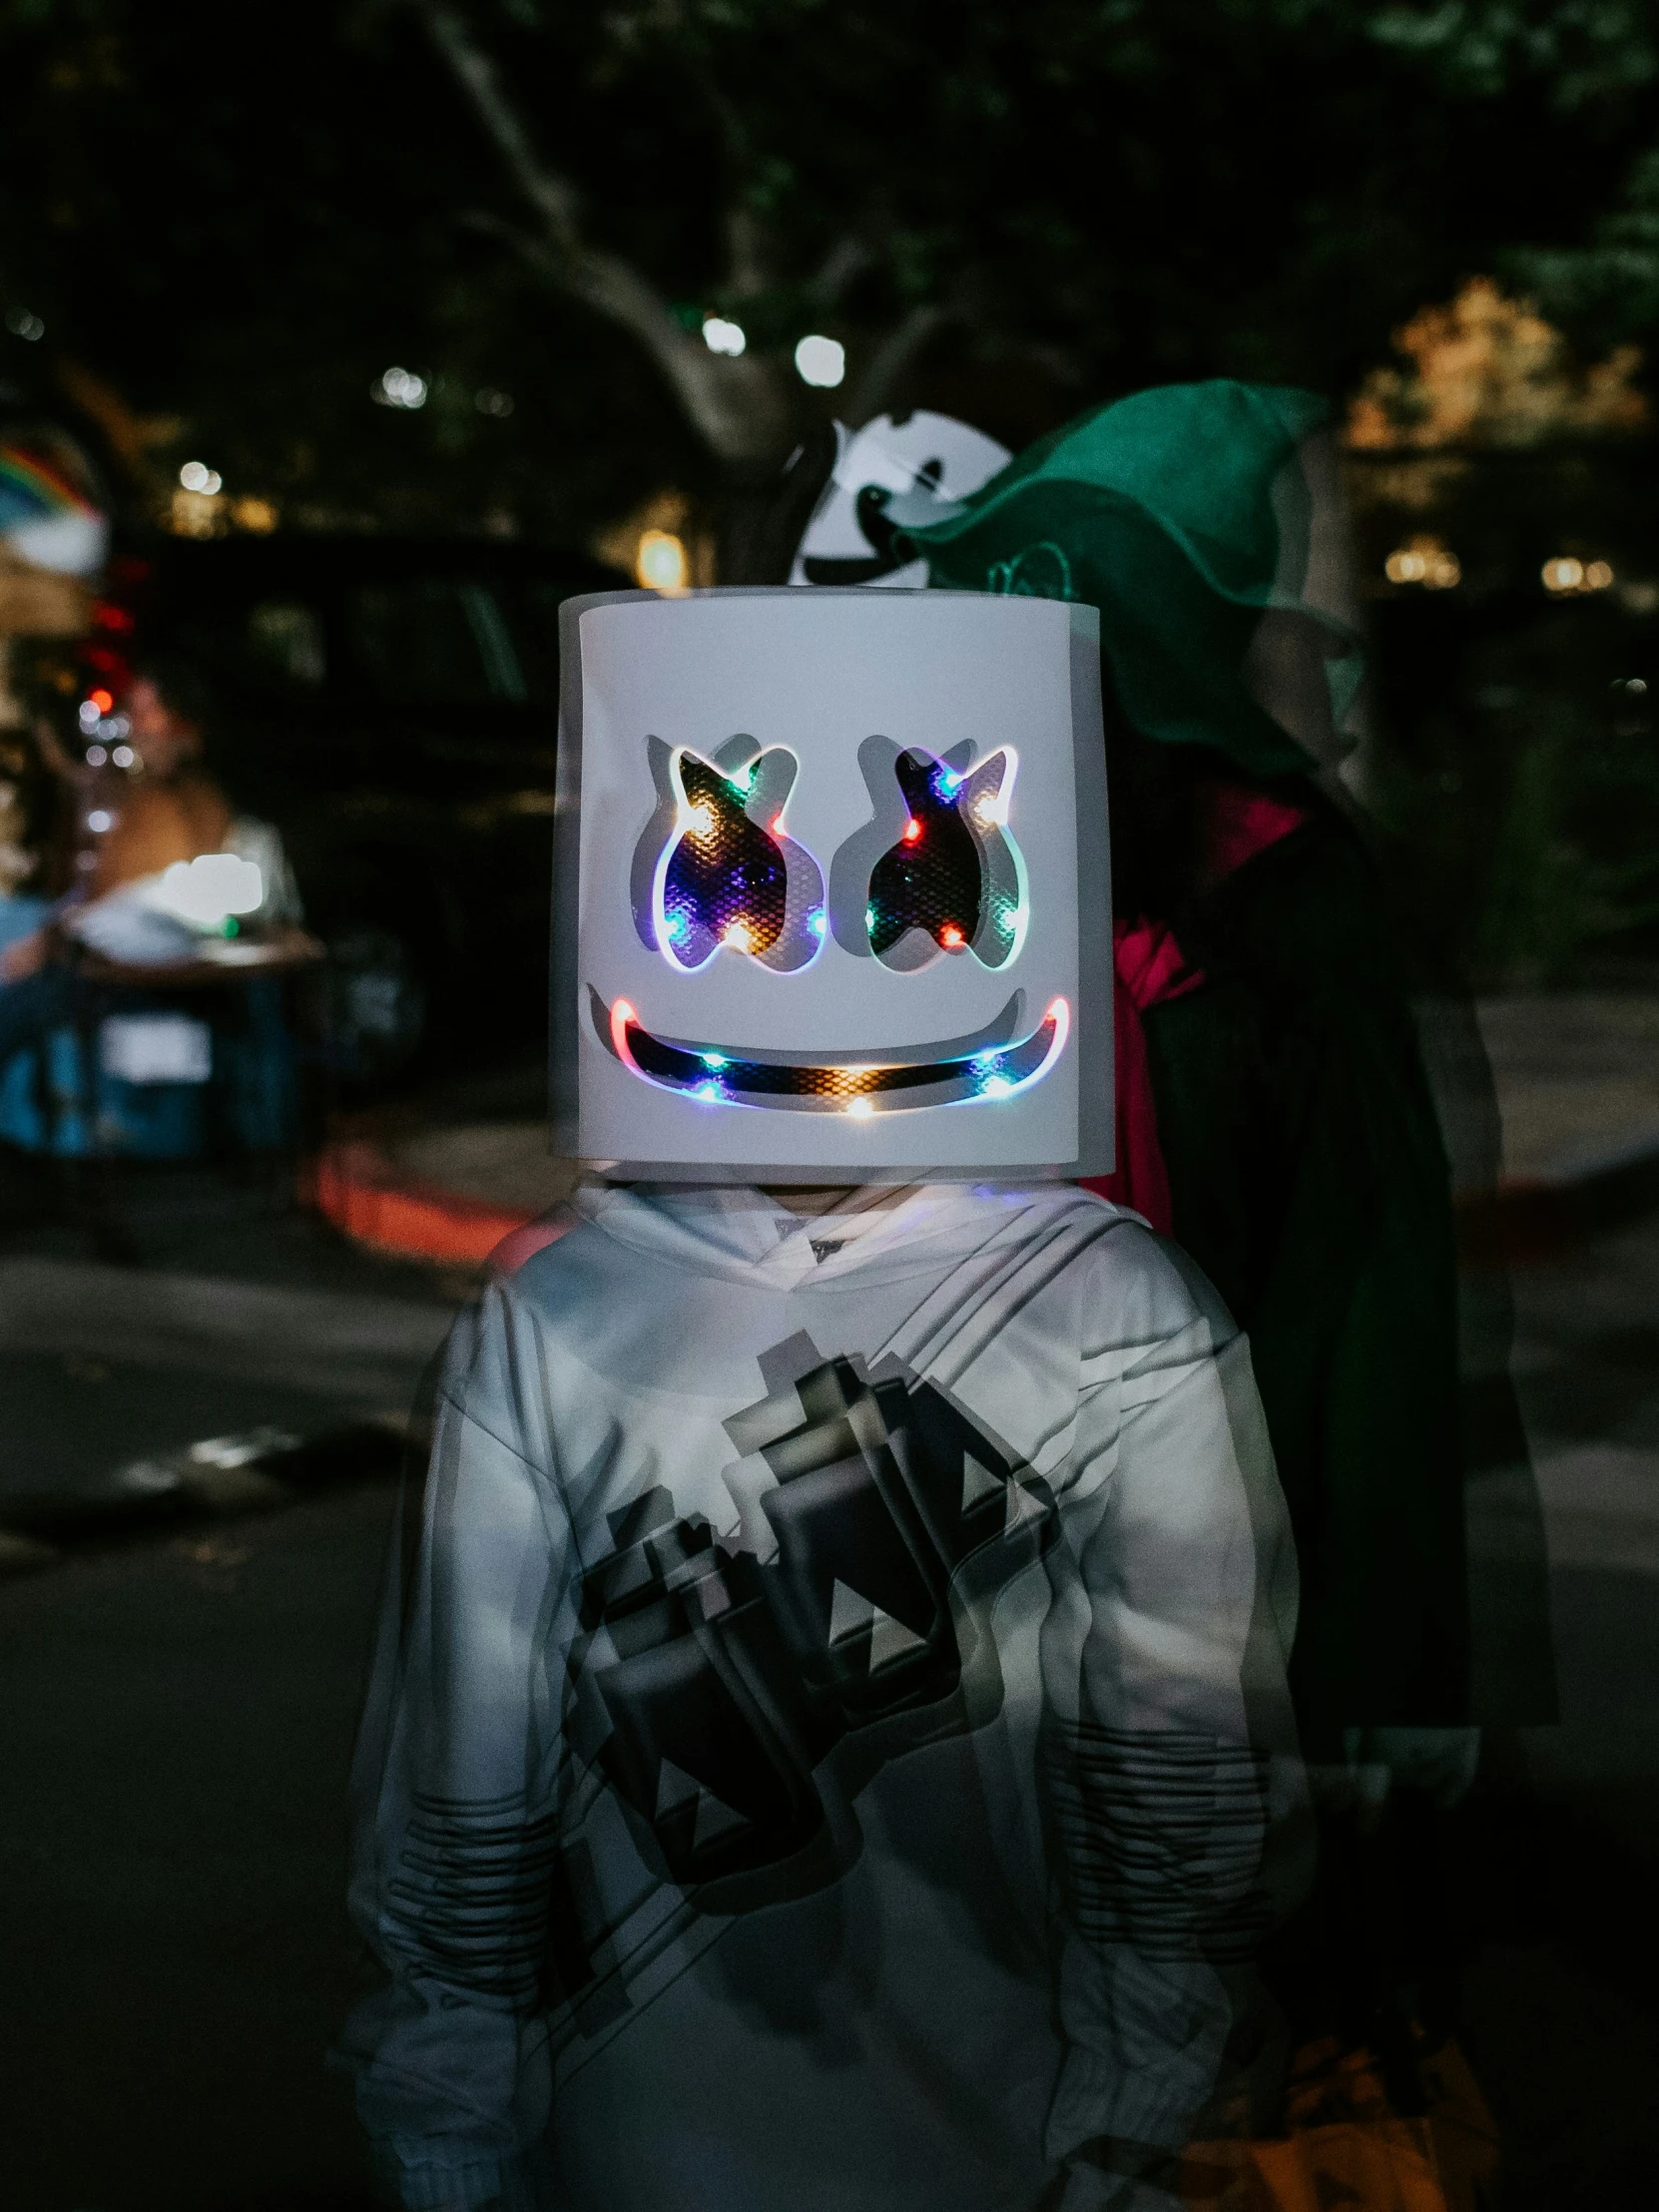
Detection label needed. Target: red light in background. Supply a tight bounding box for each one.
[91,603,136,633]
[89,688,113,714]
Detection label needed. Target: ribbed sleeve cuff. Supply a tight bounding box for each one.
[375,2134,511,2210]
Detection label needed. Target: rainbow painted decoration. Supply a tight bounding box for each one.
[0,442,100,528]
[1,437,108,577]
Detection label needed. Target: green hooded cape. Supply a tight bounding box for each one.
[901,381,1522,1745]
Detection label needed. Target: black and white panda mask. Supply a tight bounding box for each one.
[788,412,1011,590]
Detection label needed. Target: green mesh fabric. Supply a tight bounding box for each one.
[897,379,1348,779]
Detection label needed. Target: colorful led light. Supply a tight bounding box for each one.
[610,997,641,1071]
[901,818,922,843]
[810,909,827,937]
[940,923,964,948]
[606,995,1070,1113]
[653,746,823,972]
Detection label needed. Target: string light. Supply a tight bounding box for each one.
[1541,556,1615,595]
[637,529,689,594]
[940,924,964,947]
[901,818,922,843]
[794,334,845,387]
[1384,537,1460,590]
[371,368,426,410]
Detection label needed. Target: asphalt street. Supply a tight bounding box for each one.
[0,1164,455,2212]
[1458,1213,1659,2206]
[0,1484,398,2212]
[0,1158,1654,2208]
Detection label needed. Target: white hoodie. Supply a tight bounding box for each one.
[345,1181,1305,2212]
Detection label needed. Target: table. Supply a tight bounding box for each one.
[56,928,328,1253]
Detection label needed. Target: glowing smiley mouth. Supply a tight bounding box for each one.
[597,991,1070,1114]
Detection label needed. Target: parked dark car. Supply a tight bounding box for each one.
[97,532,624,1083]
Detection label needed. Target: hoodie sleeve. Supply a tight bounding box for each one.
[1036,1224,1305,2187]
[342,1281,573,2212]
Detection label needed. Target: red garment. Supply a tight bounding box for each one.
[1081,919,1204,1232]
[1197,786,1311,888]
[1082,778,1311,1232]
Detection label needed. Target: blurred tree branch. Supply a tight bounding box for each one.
[412,0,798,465]
[12,0,1659,553]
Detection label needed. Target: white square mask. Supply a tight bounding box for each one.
[552,587,1112,1182]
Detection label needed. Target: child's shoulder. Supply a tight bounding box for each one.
[486,1196,616,1300]
[986,1182,1238,1349]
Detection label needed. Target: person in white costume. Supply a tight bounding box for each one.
[344,589,1308,2212]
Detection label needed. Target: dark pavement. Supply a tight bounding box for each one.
[0,1485,395,2212]
[0,1157,455,2211]
[1454,1210,1659,2207]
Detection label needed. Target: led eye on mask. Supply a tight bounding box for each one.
[865,747,1026,973]
[644,745,826,973]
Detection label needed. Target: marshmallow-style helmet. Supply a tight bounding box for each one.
[552,587,1111,1182]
